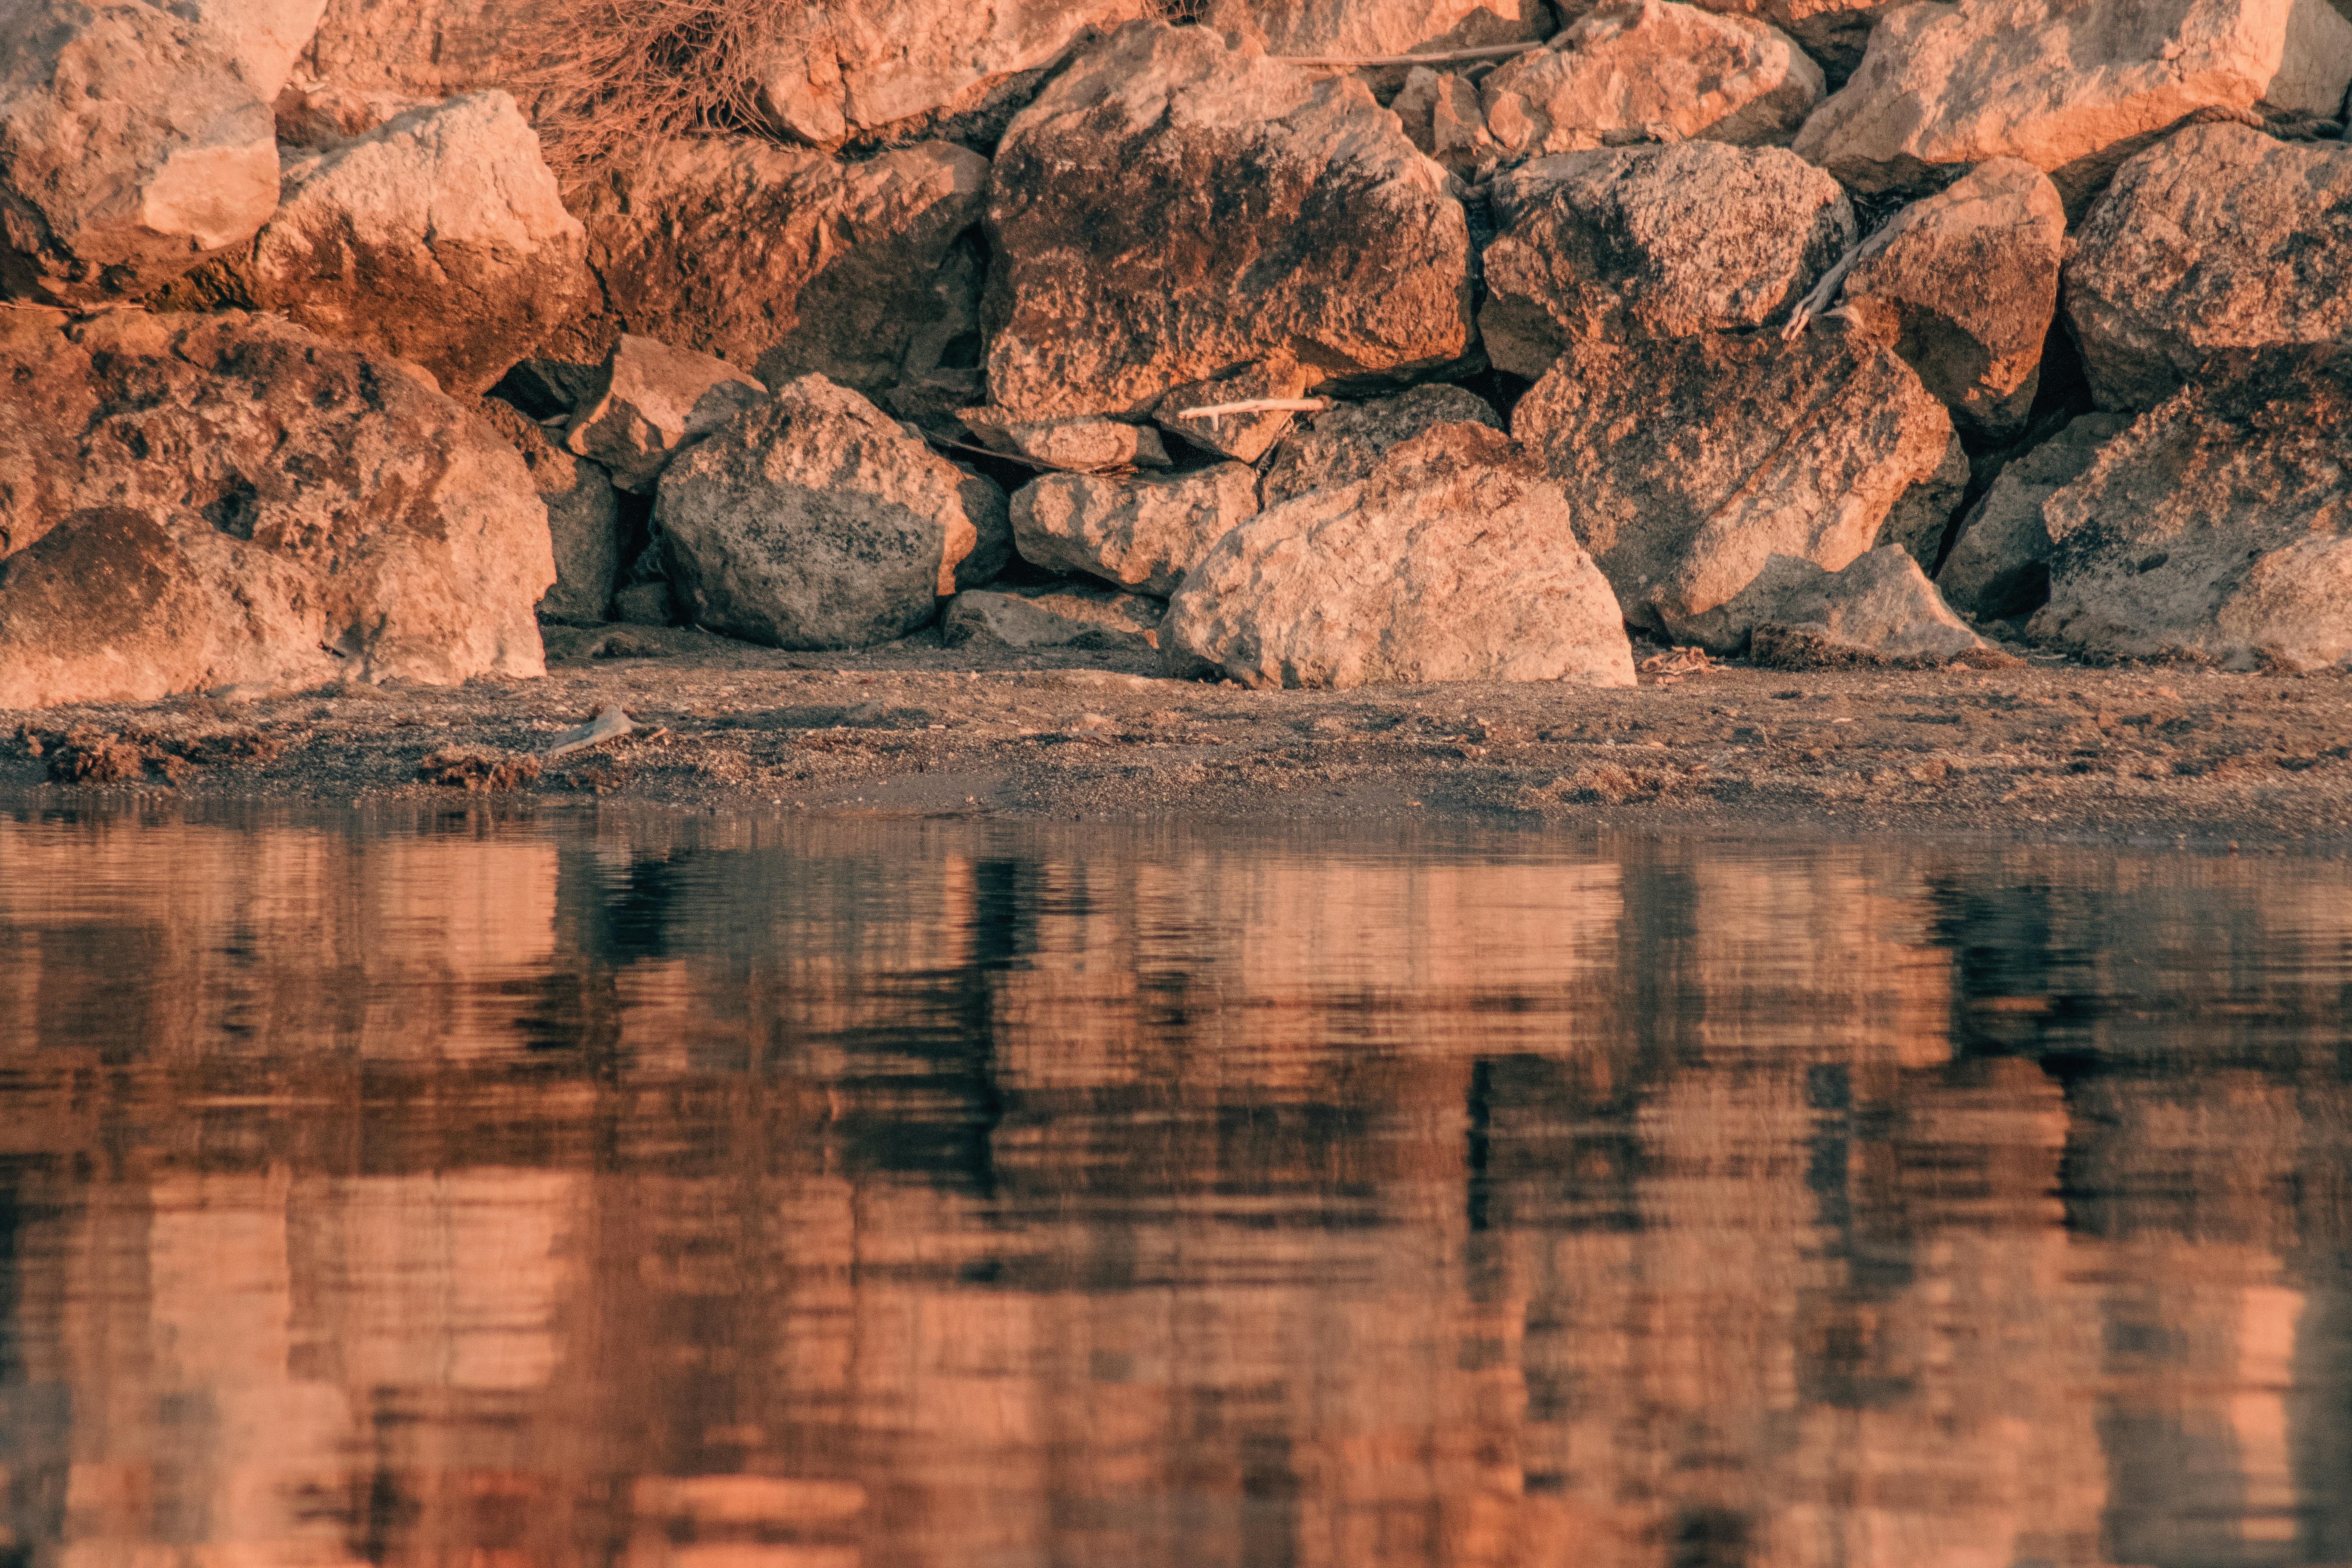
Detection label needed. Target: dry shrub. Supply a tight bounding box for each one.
[47,731,148,785]
[1522,762,1707,809]
[419,748,543,791]
[1749,623,2023,671]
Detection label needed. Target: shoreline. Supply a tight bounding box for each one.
[6,627,2350,848]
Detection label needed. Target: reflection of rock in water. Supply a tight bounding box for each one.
[0,813,2348,1564]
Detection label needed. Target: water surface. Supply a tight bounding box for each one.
[1,804,2349,1566]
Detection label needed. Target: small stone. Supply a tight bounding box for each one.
[1012,465,1261,596]
[958,410,1172,473]
[1679,546,1993,661]
[943,584,1167,651]
[563,335,766,494]
[1261,386,1502,507]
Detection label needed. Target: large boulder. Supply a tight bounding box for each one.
[562,335,766,494]
[0,311,553,707]
[1513,324,1957,639]
[478,399,623,625]
[2029,357,2352,671]
[983,22,1476,421]
[1479,142,1854,377]
[299,0,548,98]
[653,375,1000,649]
[1260,385,1502,506]
[183,0,329,101]
[1011,464,1261,596]
[749,0,1152,147]
[553,137,990,399]
[1195,0,1553,66]
[1938,412,2131,620]
[2066,123,2352,413]
[1163,425,1636,689]
[0,0,279,304]
[943,583,1166,651]
[196,93,591,396]
[1677,0,1906,82]
[1791,0,2352,213]
[1479,0,1823,164]
[1679,546,1993,661]
[1833,158,2066,441]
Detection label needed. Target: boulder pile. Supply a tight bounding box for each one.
[3,0,2350,706]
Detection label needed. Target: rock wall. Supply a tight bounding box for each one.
[4,0,2352,705]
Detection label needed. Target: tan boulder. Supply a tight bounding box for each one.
[0,0,279,305]
[1677,546,1993,661]
[478,399,623,626]
[1480,142,1854,377]
[201,92,591,396]
[2030,355,2352,671]
[1938,412,2132,620]
[1162,426,1637,690]
[1260,386,1502,506]
[958,411,1171,474]
[749,0,1152,147]
[299,0,549,98]
[0,312,553,707]
[181,0,328,101]
[1194,0,1553,59]
[1833,158,2066,440]
[562,335,766,494]
[2067,123,2352,413]
[271,80,433,149]
[553,136,989,401]
[1154,357,1314,464]
[1512,324,1956,637]
[653,376,998,649]
[1012,465,1261,596]
[1791,0,2352,212]
[1479,0,1823,164]
[1675,0,1907,82]
[983,22,1476,420]
[943,584,1166,651]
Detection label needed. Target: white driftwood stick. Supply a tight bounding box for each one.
[1781,227,1897,340]
[1276,41,1544,66]
[1173,397,1334,420]
[544,703,635,760]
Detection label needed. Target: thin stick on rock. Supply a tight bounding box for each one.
[1173,397,1334,421]
[1276,41,1545,66]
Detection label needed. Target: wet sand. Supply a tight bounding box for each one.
[5,624,2350,845]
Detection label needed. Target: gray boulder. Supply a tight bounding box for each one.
[1681,546,1993,661]
[1837,158,2066,441]
[1512,324,1958,639]
[479,399,624,626]
[1480,142,1854,377]
[1939,413,2132,620]
[207,92,592,396]
[0,0,279,304]
[1261,386,1502,507]
[943,584,1167,652]
[1791,0,2352,214]
[1012,465,1261,597]
[983,22,1476,420]
[653,375,996,649]
[0,311,554,707]
[563,336,766,494]
[2067,123,2352,413]
[2030,358,2352,671]
[1163,425,1636,690]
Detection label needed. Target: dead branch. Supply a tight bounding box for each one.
[1276,41,1546,67]
[1172,397,1334,420]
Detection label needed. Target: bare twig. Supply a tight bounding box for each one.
[543,703,635,760]
[1172,397,1334,420]
[1782,229,1894,340]
[1276,41,1545,67]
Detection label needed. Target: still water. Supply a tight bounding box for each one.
[0,803,2349,1567]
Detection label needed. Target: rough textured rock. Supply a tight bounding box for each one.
[2030,358,2352,671]
[1791,0,2352,212]
[653,375,993,649]
[1163,426,1637,690]
[1479,142,1854,377]
[1675,0,1906,82]
[1678,546,1992,659]
[271,80,431,149]
[200,93,590,396]
[0,0,279,304]
[1940,412,2132,619]
[1195,0,1553,59]
[949,463,1015,590]
[2066,123,2352,414]
[750,0,1151,147]
[984,22,1476,420]
[183,0,328,100]
[1012,464,1260,596]
[1480,0,1823,163]
[1261,386,1502,506]
[563,336,766,494]
[0,311,553,707]
[1833,158,2066,440]
[1392,67,1501,179]
[479,398,622,625]
[299,0,550,98]
[1875,433,1973,568]
[1154,357,1313,464]
[553,137,990,399]
[1513,324,1957,637]
[959,410,1171,473]
[942,583,1166,651]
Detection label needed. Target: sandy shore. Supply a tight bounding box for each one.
[4,624,2350,846]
